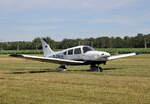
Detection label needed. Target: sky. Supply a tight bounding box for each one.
[0,0,150,41]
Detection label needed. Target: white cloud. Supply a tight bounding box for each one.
[0,0,139,12]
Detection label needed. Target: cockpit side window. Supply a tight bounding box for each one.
[83,46,94,53]
[74,48,81,54]
[63,51,67,55]
[68,49,73,55]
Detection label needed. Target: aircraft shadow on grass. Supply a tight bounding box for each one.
[10,69,56,74]
[10,67,122,74]
[67,68,120,72]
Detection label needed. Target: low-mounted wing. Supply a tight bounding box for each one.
[107,53,139,61]
[10,54,84,65]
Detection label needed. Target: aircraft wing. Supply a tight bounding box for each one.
[10,54,84,65]
[107,53,139,61]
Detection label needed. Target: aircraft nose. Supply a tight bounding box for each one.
[97,52,110,58]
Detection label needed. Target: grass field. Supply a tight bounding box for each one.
[0,54,150,104]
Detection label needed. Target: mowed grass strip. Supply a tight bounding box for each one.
[0,54,150,104]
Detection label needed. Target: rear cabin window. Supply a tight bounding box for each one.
[68,49,73,55]
[83,46,94,53]
[74,48,81,54]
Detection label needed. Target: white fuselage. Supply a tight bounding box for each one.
[48,46,110,62]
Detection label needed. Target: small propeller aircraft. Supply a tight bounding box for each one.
[10,38,139,72]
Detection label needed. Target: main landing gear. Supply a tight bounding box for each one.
[57,64,67,71]
[56,64,103,72]
[90,64,103,72]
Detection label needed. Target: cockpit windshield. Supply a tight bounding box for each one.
[83,46,94,53]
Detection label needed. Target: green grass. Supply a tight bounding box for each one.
[0,54,150,104]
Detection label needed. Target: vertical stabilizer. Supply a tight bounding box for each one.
[41,38,55,57]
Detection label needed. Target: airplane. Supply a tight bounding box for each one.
[10,38,139,72]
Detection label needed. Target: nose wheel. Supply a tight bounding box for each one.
[90,64,103,72]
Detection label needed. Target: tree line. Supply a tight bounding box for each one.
[0,33,150,50]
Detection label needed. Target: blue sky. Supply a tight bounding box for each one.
[0,0,150,41]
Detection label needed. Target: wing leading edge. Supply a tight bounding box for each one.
[10,54,84,65]
[107,53,139,61]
